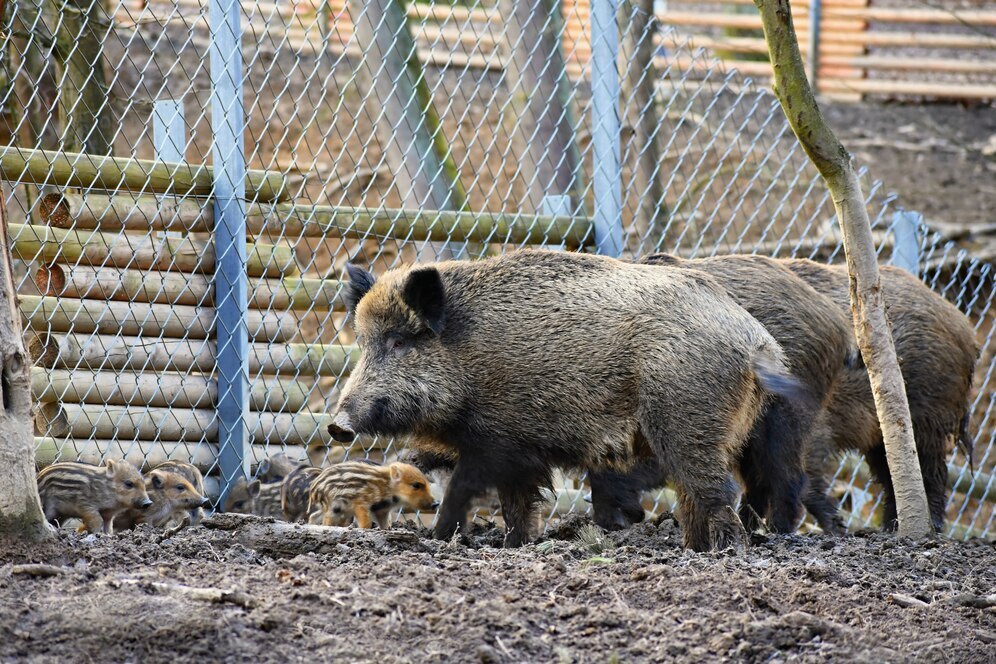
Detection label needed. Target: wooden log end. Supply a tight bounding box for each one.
[26,332,58,367]
[34,264,67,297]
[34,402,68,438]
[38,194,72,229]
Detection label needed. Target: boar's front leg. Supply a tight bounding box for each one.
[675,473,746,552]
[434,459,489,540]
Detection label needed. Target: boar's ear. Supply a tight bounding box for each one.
[402,267,446,335]
[247,479,261,498]
[389,464,402,482]
[150,472,164,490]
[344,263,377,315]
[105,459,116,474]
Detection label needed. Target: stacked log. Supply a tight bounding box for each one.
[20,185,355,476]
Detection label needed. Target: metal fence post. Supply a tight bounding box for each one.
[890,210,922,276]
[590,0,623,257]
[808,0,822,89]
[209,0,249,504]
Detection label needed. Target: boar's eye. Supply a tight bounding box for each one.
[124,480,136,489]
[385,334,413,357]
[411,482,425,490]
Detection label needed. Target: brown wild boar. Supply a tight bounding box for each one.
[37,460,152,534]
[308,461,437,528]
[783,260,978,531]
[589,253,858,535]
[114,468,209,530]
[328,250,810,550]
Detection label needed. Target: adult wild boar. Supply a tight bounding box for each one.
[589,253,857,536]
[784,260,978,531]
[328,250,808,551]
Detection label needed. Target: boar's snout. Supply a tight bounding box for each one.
[328,410,356,443]
[199,497,211,508]
[138,497,154,510]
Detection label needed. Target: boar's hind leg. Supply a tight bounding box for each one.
[864,445,898,531]
[914,420,951,533]
[498,486,541,548]
[802,473,845,536]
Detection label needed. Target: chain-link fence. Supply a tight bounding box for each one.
[1,0,991,538]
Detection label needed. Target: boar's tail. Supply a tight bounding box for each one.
[959,413,975,474]
[752,350,812,406]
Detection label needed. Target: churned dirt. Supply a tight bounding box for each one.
[0,514,993,663]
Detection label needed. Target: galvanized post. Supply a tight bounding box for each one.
[890,210,922,277]
[590,0,623,257]
[808,0,822,89]
[209,0,249,504]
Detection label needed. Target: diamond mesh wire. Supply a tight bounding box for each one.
[0,0,990,538]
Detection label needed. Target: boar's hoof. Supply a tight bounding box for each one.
[593,509,633,532]
[502,529,531,548]
[710,507,749,552]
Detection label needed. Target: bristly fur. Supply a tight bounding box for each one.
[332,249,809,551]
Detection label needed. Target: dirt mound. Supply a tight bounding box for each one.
[1,515,993,663]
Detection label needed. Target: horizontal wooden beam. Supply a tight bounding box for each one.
[821,55,996,76]
[27,332,358,376]
[34,436,310,476]
[0,147,289,202]
[11,223,298,278]
[35,403,335,447]
[20,295,298,342]
[40,194,594,248]
[820,79,996,100]
[32,368,318,412]
[36,264,343,312]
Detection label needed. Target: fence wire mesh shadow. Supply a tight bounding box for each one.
[0,0,990,538]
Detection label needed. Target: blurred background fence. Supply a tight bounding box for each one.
[0,0,993,537]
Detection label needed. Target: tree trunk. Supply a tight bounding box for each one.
[349,0,467,260]
[500,0,585,213]
[46,0,115,154]
[619,0,665,253]
[0,173,52,539]
[754,0,932,537]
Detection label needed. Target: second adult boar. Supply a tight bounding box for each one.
[328,250,809,551]
[784,260,978,531]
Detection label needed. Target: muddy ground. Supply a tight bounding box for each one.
[1,514,993,663]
